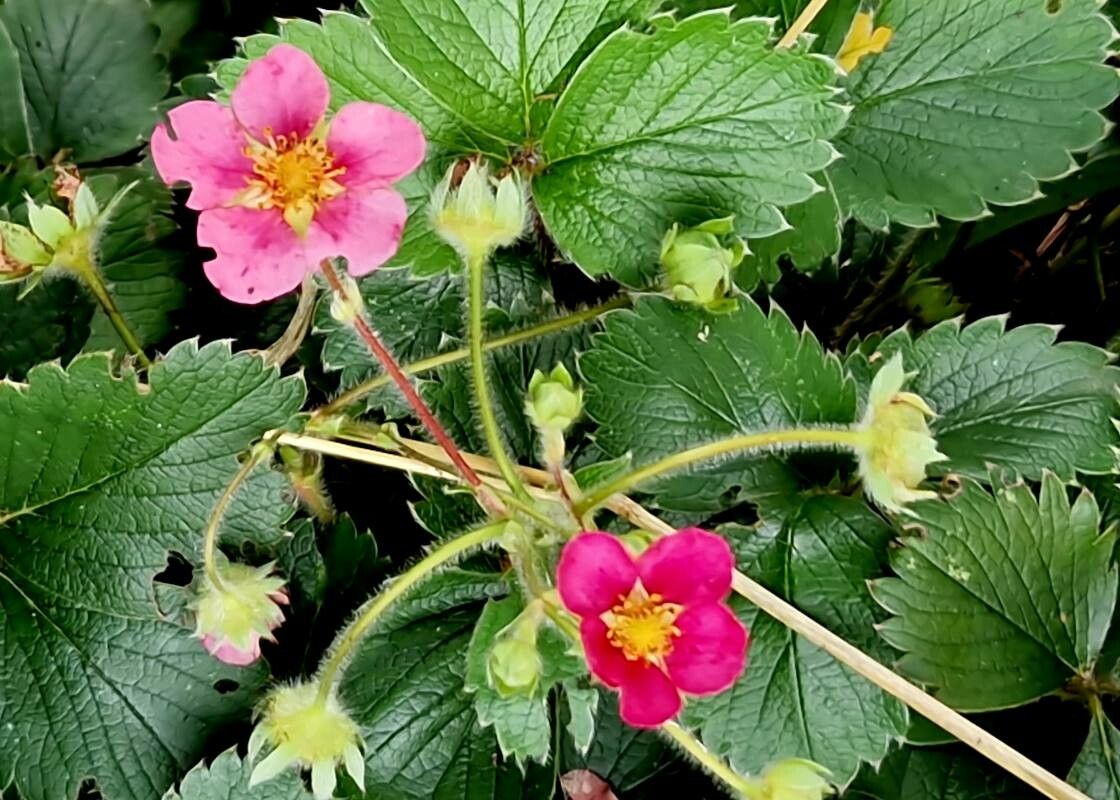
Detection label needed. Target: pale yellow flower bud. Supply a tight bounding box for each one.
[855,353,947,513]
[249,681,365,800]
[430,160,529,262]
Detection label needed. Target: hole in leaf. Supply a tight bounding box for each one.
[1045,0,1062,12]
[154,550,194,587]
[213,679,240,695]
[76,778,101,800]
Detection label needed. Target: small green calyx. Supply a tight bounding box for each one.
[431,159,529,262]
[487,607,543,698]
[759,758,834,800]
[660,215,745,314]
[526,363,583,434]
[0,221,51,281]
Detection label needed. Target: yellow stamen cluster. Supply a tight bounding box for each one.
[237,127,346,237]
[604,589,683,662]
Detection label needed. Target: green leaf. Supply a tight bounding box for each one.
[668,0,861,55]
[0,342,306,800]
[163,749,307,800]
[338,568,549,799]
[0,0,169,162]
[318,259,592,460]
[362,0,653,142]
[534,12,846,286]
[0,278,94,379]
[847,745,1036,799]
[580,296,857,513]
[85,168,186,352]
[1069,705,1120,800]
[871,474,1118,711]
[740,174,842,281]
[682,499,907,782]
[850,317,1120,483]
[564,682,598,755]
[829,0,1120,228]
[465,597,553,765]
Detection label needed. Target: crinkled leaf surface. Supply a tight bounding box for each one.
[1069,705,1120,800]
[0,0,169,162]
[850,317,1120,482]
[848,745,1036,799]
[829,0,1119,228]
[338,568,551,799]
[85,168,186,352]
[871,474,1118,711]
[318,260,593,460]
[535,13,846,285]
[581,297,856,514]
[163,749,307,800]
[361,0,652,142]
[681,499,907,782]
[0,342,305,800]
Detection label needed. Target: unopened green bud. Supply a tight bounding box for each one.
[431,160,528,262]
[487,611,543,697]
[526,363,583,434]
[660,215,745,313]
[760,758,834,800]
[328,270,365,325]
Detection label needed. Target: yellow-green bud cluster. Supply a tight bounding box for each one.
[660,215,745,313]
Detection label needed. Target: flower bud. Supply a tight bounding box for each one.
[660,216,745,313]
[249,680,365,799]
[855,353,947,513]
[526,363,583,434]
[193,560,288,665]
[431,160,529,261]
[0,221,51,280]
[760,759,834,800]
[327,269,365,325]
[487,609,543,697]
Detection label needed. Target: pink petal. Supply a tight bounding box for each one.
[638,528,733,606]
[150,101,252,210]
[665,603,748,696]
[202,633,261,666]
[580,617,644,689]
[557,532,638,617]
[232,44,329,140]
[304,188,408,277]
[617,665,682,728]
[328,102,426,188]
[197,207,309,303]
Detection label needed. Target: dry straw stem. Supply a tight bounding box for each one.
[777,0,831,48]
[275,431,1091,800]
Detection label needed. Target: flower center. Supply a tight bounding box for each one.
[237,127,346,237]
[603,589,683,663]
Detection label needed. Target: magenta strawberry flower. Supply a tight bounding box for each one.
[151,43,425,303]
[557,528,749,728]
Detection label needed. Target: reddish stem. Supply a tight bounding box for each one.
[319,261,498,508]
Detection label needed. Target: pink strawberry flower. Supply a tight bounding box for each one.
[557,528,749,728]
[151,44,425,303]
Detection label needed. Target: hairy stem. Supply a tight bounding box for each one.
[662,723,761,799]
[72,259,151,368]
[202,438,277,589]
[574,428,867,514]
[317,297,628,416]
[466,251,532,502]
[315,521,505,702]
[319,260,503,515]
[833,230,923,344]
